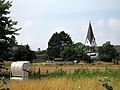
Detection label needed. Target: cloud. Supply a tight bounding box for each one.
[11,0,120,50]
[108,18,120,30]
[96,19,104,27]
[54,26,66,33]
[23,20,34,28]
[53,26,71,33]
[94,18,120,46]
[107,18,120,45]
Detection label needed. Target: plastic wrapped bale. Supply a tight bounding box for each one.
[10,61,30,80]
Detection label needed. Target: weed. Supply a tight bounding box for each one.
[0,77,10,90]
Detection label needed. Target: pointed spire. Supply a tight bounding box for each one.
[85,21,96,47]
[87,22,94,44]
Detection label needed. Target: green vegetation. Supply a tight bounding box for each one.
[0,0,118,65]
[29,67,120,80]
[47,33,91,62]
[13,45,36,62]
[73,42,91,62]
[61,42,91,62]
[0,0,21,72]
[0,77,10,90]
[47,31,73,60]
[61,46,77,61]
[98,41,118,62]
[0,0,20,61]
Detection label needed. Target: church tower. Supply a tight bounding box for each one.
[85,21,98,59]
[85,22,96,47]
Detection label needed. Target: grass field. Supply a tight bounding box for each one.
[1,61,120,90]
[7,78,120,90]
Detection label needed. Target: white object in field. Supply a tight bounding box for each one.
[10,61,30,80]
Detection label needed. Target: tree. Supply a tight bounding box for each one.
[98,41,117,62]
[36,48,47,54]
[61,46,77,61]
[73,42,91,63]
[47,31,73,60]
[13,45,36,62]
[0,0,20,61]
[73,42,86,51]
[61,42,91,62]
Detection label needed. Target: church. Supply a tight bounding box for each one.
[85,22,98,59]
[85,21,120,60]
[85,22,96,47]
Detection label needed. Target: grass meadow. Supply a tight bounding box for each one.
[1,61,120,90]
[7,78,120,90]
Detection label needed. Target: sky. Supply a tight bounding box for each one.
[10,0,120,51]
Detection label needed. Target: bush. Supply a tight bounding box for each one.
[98,41,117,62]
[100,54,112,62]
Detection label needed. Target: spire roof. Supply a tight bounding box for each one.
[86,22,95,44]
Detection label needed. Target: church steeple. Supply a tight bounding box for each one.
[85,21,96,47]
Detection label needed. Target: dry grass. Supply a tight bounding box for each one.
[6,77,120,90]
[29,62,120,73]
[2,61,120,90]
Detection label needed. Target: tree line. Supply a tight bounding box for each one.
[0,0,118,68]
[46,31,118,63]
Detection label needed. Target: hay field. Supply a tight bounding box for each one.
[7,78,120,90]
[29,62,120,73]
[2,61,120,90]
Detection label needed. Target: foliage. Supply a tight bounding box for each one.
[29,67,120,80]
[98,41,117,62]
[73,42,91,62]
[0,69,9,78]
[13,45,36,62]
[36,48,47,54]
[47,31,73,60]
[73,42,86,50]
[0,77,10,90]
[61,47,77,61]
[76,48,91,63]
[99,77,113,90]
[0,0,20,61]
[60,42,91,62]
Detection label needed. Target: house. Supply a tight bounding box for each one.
[114,45,120,59]
[36,54,46,60]
[54,58,63,62]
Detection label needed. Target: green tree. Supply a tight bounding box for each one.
[61,42,91,62]
[13,45,36,62]
[47,31,73,60]
[73,42,85,51]
[98,41,117,62]
[0,0,20,61]
[61,47,77,61]
[36,48,47,54]
[73,42,91,62]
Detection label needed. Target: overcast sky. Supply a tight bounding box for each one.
[10,0,120,51]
